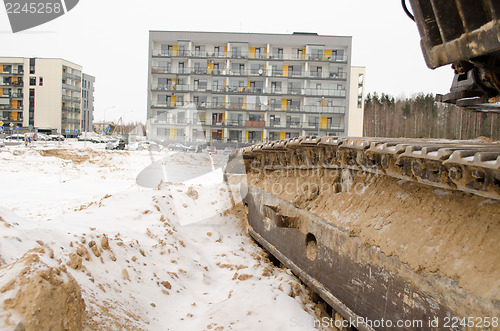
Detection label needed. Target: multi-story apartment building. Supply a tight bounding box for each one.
[147,31,365,144]
[0,57,85,137]
[82,73,95,133]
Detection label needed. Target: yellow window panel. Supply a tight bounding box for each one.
[243,97,246,110]
[282,65,288,77]
[171,96,176,107]
[245,131,249,142]
[170,128,176,138]
[172,45,178,56]
[323,49,332,60]
[280,132,286,140]
[224,46,228,56]
[11,100,17,108]
[281,99,287,111]
[261,131,264,141]
[302,49,306,60]
[0,65,3,73]
[12,77,17,83]
[10,111,17,120]
[207,63,214,74]
[249,47,255,59]
[320,116,327,129]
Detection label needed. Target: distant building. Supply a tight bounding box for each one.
[0,57,93,137]
[348,66,366,136]
[147,31,366,143]
[93,121,113,134]
[82,73,95,133]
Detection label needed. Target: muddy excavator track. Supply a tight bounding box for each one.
[225,136,500,331]
[240,136,500,201]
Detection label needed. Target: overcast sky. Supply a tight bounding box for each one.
[0,0,454,123]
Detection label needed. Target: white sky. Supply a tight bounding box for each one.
[0,0,454,123]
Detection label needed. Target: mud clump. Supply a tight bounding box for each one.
[186,186,199,200]
[0,249,85,330]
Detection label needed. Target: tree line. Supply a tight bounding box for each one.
[363,92,499,140]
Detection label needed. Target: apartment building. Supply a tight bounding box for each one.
[0,57,86,137]
[82,73,95,133]
[147,31,365,143]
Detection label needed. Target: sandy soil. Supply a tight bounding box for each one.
[248,168,500,301]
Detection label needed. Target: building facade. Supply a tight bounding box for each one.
[0,57,85,137]
[147,31,365,144]
[82,73,95,133]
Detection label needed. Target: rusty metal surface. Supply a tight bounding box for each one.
[408,0,500,69]
[244,185,500,331]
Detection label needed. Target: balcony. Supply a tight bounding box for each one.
[152,49,348,62]
[0,105,24,112]
[62,71,81,81]
[62,106,80,113]
[62,83,80,92]
[246,120,265,127]
[62,95,81,102]
[0,81,24,87]
[0,92,23,99]
[149,101,345,114]
[0,116,23,122]
[151,66,347,82]
[0,70,24,75]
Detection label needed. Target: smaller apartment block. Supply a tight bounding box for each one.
[0,57,93,137]
[82,73,95,133]
[147,31,365,144]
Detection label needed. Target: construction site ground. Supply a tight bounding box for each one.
[0,142,328,331]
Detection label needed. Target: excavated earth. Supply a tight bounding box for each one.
[247,168,500,302]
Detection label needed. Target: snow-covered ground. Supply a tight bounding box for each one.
[0,141,325,330]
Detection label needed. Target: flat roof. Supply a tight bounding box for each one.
[149,30,352,46]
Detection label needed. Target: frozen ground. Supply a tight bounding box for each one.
[0,141,326,330]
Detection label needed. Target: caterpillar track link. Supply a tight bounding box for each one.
[239,136,500,200]
[225,136,500,331]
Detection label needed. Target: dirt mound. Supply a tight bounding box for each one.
[248,169,500,300]
[0,248,86,330]
[37,148,101,164]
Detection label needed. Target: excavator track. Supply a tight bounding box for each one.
[241,136,500,201]
[225,136,500,331]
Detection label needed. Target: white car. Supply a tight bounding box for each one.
[127,141,161,151]
[5,134,24,141]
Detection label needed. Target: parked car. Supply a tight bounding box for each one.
[128,141,161,151]
[35,133,49,141]
[186,145,201,153]
[105,139,126,150]
[168,143,187,151]
[49,134,65,141]
[223,147,236,154]
[90,136,106,143]
[206,146,217,154]
[5,134,24,141]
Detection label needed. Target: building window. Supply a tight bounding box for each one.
[39,77,43,86]
[30,77,36,86]
[357,74,364,108]
[29,58,35,74]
